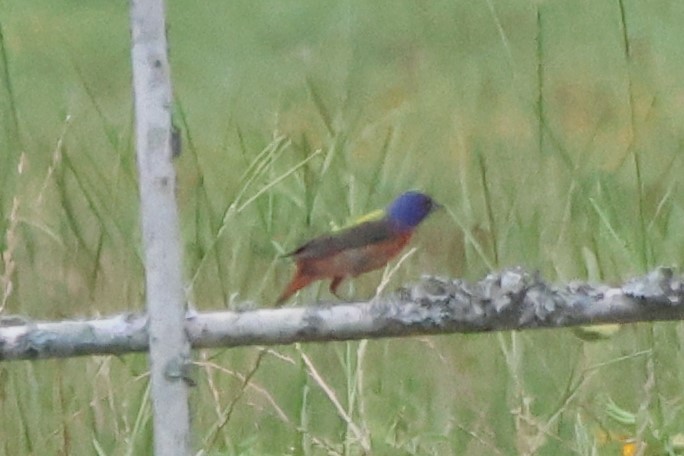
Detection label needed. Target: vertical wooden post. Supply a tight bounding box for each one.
[129,1,191,454]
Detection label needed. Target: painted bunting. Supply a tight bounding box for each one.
[276,191,440,305]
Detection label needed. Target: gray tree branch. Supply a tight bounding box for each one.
[2,268,683,362]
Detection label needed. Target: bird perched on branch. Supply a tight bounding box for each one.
[276,191,440,306]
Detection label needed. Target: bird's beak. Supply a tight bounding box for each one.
[431,201,444,212]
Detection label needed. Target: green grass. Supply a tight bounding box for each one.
[2,0,684,454]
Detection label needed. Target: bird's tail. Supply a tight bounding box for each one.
[275,272,315,306]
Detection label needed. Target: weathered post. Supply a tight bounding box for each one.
[129,0,191,454]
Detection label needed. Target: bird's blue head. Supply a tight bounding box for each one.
[386,191,439,229]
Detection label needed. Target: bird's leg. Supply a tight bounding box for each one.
[329,276,345,299]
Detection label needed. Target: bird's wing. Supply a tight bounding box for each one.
[286,219,398,260]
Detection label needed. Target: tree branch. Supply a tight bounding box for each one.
[2,267,683,361]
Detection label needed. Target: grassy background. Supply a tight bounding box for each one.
[2,0,684,454]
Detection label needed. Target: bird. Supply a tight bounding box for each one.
[276,191,440,306]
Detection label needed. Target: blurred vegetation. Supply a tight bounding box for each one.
[2,0,684,454]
